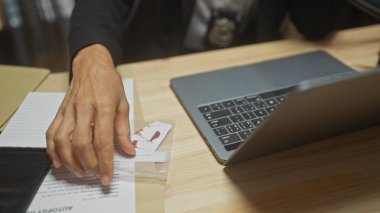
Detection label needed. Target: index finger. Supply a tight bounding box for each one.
[94,108,115,186]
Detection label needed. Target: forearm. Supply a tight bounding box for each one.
[69,0,134,69]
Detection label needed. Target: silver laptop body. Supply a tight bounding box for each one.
[170,51,380,165]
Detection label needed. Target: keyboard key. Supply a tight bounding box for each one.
[203,109,231,120]
[198,105,211,113]
[238,121,254,130]
[276,96,286,103]
[251,118,263,127]
[246,95,260,102]
[219,134,241,145]
[210,103,224,110]
[241,104,255,111]
[265,98,278,106]
[250,127,257,133]
[208,118,232,128]
[238,130,251,140]
[259,86,296,99]
[230,114,244,123]
[265,106,276,113]
[253,101,267,109]
[242,112,256,120]
[222,100,235,108]
[254,109,268,117]
[226,124,241,133]
[234,98,248,105]
[224,141,243,151]
[230,106,244,114]
[213,127,229,136]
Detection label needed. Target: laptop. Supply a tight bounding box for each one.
[170,50,380,165]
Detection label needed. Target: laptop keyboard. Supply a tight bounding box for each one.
[198,86,296,152]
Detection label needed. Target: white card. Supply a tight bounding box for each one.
[131,121,172,155]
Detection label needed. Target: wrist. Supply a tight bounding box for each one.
[72,44,115,76]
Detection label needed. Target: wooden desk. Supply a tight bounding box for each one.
[38,25,380,213]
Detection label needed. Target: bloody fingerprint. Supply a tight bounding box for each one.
[135,128,143,137]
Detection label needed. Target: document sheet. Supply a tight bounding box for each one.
[27,162,136,213]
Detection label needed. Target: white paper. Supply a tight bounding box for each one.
[27,162,136,213]
[0,92,65,147]
[123,78,134,132]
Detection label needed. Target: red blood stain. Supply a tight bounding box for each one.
[149,131,160,142]
[132,140,138,148]
[135,128,143,137]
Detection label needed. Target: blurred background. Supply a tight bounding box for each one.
[0,0,73,72]
[0,0,378,72]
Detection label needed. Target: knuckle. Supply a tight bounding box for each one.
[121,100,130,111]
[59,105,68,115]
[119,105,129,116]
[46,129,54,140]
[54,134,67,145]
[120,107,128,115]
[94,138,112,152]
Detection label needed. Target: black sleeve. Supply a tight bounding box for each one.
[69,0,134,66]
[289,0,347,40]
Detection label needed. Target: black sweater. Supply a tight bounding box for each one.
[69,0,347,66]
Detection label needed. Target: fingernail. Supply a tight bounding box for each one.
[101,176,110,186]
[73,171,84,178]
[52,160,61,168]
[92,171,100,179]
[128,143,136,155]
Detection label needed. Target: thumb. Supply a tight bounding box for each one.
[115,99,136,155]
